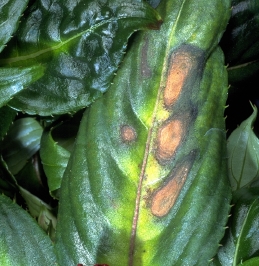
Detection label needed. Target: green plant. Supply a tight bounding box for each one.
[1,0,259,265]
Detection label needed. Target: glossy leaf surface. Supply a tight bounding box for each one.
[211,188,259,266]
[227,104,259,190]
[0,0,29,52]
[237,257,259,266]
[0,66,45,108]
[2,117,43,175]
[0,194,57,265]
[55,0,231,265]
[0,0,161,115]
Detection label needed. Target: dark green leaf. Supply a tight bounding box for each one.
[0,0,29,52]
[0,0,161,115]
[212,188,259,265]
[19,186,57,241]
[0,156,18,197]
[228,60,259,85]
[2,117,43,174]
[0,105,16,141]
[220,0,259,66]
[0,193,57,265]
[227,104,259,190]
[0,65,45,108]
[15,154,52,202]
[238,257,259,266]
[40,127,71,196]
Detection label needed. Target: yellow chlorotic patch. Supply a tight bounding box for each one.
[164,51,193,108]
[144,155,162,184]
[156,119,183,161]
[119,156,140,184]
[151,163,190,217]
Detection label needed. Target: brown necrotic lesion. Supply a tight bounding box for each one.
[151,151,197,217]
[163,51,194,108]
[151,165,189,217]
[120,125,137,143]
[155,119,183,162]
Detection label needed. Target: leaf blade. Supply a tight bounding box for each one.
[212,188,259,266]
[0,194,57,265]
[0,0,29,52]
[0,65,45,108]
[55,0,231,265]
[1,0,162,115]
[227,104,259,190]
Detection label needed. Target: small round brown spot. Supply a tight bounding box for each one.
[120,125,137,143]
[151,164,189,217]
[164,52,193,108]
[156,119,183,161]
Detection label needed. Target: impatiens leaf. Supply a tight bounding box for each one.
[0,106,16,141]
[0,65,45,108]
[0,0,29,52]
[227,104,259,190]
[0,0,161,115]
[2,117,43,175]
[237,257,259,266]
[55,0,231,265]
[19,186,57,240]
[211,188,259,266]
[220,0,259,66]
[0,193,57,265]
[40,126,71,197]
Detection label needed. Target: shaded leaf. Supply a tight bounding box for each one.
[227,104,259,190]
[0,106,16,142]
[2,117,43,174]
[228,60,259,85]
[0,65,45,108]
[40,127,71,197]
[0,0,29,52]
[19,186,57,240]
[220,0,259,66]
[55,0,231,264]
[0,156,18,198]
[0,0,162,115]
[211,188,259,266]
[15,154,52,202]
[0,193,57,265]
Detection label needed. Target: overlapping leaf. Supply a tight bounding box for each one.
[0,65,45,108]
[211,188,259,266]
[0,0,29,52]
[227,104,259,190]
[0,1,45,107]
[0,106,16,141]
[221,0,259,84]
[55,0,231,265]
[221,0,259,66]
[0,194,57,265]
[2,117,43,175]
[0,0,161,115]
[40,127,71,197]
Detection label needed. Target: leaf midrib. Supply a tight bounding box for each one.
[127,1,187,265]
